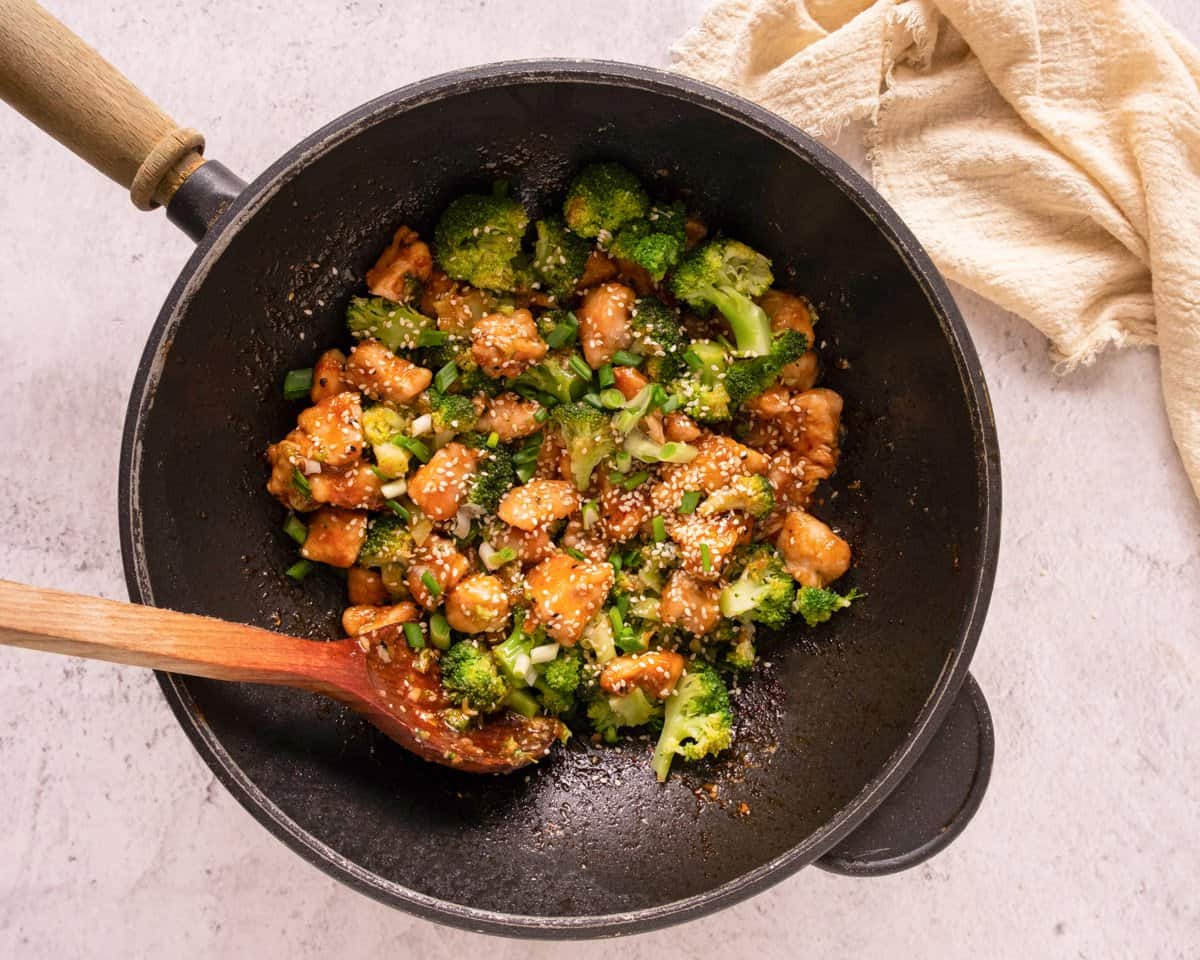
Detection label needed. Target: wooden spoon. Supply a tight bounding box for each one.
[0,580,564,773]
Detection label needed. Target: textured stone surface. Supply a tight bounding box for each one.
[1,1,1198,956]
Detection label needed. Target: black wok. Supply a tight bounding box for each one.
[1,5,1000,940]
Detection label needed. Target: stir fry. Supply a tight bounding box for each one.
[266,162,858,780]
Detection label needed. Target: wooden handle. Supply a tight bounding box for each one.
[0,1,205,209]
[0,580,356,695]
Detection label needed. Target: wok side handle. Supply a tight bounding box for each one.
[0,1,205,210]
[817,673,994,876]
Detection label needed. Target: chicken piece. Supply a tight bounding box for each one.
[420,269,494,336]
[659,569,722,636]
[266,431,318,512]
[599,651,686,699]
[533,432,568,482]
[342,602,420,637]
[406,534,472,610]
[445,573,511,635]
[559,516,611,563]
[650,434,770,516]
[577,282,635,368]
[497,479,580,531]
[347,567,389,606]
[407,442,480,522]
[307,462,386,511]
[486,522,557,566]
[296,392,364,468]
[760,290,816,344]
[525,552,615,645]
[477,392,543,442]
[765,448,838,513]
[612,365,649,401]
[613,257,656,297]
[310,348,349,403]
[777,510,851,587]
[470,309,547,378]
[345,339,433,405]
[663,412,701,443]
[300,507,368,568]
[780,351,820,391]
[598,474,654,544]
[671,513,748,582]
[577,250,618,290]
[746,387,842,473]
[365,226,433,302]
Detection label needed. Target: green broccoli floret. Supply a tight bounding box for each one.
[580,611,617,664]
[357,514,416,568]
[629,298,686,382]
[531,217,591,299]
[725,330,808,406]
[628,541,679,593]
[718,544,796,628]
[668,339,733,422]
[726,633,757,671]
[511,353,590,405]
[429,389,479,435]
[346,296,435,352]
[493,612,533,687]
[697,475,775,519]
[552,402,616,490]
[609,201,687,280]
[795,586,863,627]
[536,649,582,714]
[623,430,699,465]
[671,239,775,357]
[466,443,516,512]
[651,662,733,781]
[421,340,501,397]
[587,688,663,744]
[361,405,410,447]
[433,191,531,292]
[440,641,509,712]
[563,162,649,238]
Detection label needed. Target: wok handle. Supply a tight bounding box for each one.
[0,1,205,210]
[816,674,994,876]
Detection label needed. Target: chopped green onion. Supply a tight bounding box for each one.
[505,688,541,718]
[403,622,425,650]
[608,607,624,633]
[486,431,500,449]
[394,435,431,463]
[434,362,459,393]
[421,570,442,597]
[508,608,527,643]
[429,613,452,650]
[582,392,604,410]
[514,435,544,464]
[369,464,388,480]
[533,407,550,424]
[568,354,594,381]
[285,559,313,581]
[598,364,615,389]
[613,451,633,473]
[545,315,579,349]
[516,462,536,483]
[679,490,702,514]
[620,471,649,491]
[417,329,451,347]
[492,547,518,566]
[650,385,669,410]
[563,546,586,561]
[660,395,682,414]
[611,350,642,367]
[283,514,308,545]
[291,467,312,497]
[385,500,410,521]
[609,553,623,572]
[283,367,313,400]
[683,350,705,373]
[581,500,600,530]
[651,516,667,543]
[616,592,630,618]
[599,388,626,409]
[700,543,713,572]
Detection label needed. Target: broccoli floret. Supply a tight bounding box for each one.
[512,353,590,405]
[357,514,416,568]
[433,191,531,292]
[440,641,509,713]
[587,688,663,744]
[493,613,534,686]
[671,239,775,357]
[629,298,686,382]
[718,544,796,628]
[551,402,616,490]
[531,217,591,298]
[725,330,808,406]
[361,405,410,447]
[536,649,582,714]
[580,611,617,664]
[421,340,501,397]
[668,339,734,423]
[726,633,757,671]
[563,162,649,238]
[628,541,679,593]
[466,443,517,512]
[795,585,863,627]
[623,430,699,465]
[609,201,687,280]
[346,296,435,352]
[651,662,733,781]
[697,475,775,519]
[429,389,479,435]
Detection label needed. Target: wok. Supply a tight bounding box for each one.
[0,2,1000,938]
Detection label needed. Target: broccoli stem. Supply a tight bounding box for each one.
[706,285,773,357]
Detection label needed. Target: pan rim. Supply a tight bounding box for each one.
[118,59,1001,938]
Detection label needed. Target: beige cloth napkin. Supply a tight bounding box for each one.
[673,0,1200,502]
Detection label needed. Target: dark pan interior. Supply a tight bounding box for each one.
[123,69,990,931]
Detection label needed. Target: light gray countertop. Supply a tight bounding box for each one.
[2,1,1198,956]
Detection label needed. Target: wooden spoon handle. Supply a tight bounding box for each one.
[0,580,355,695]
[0,1,205,209]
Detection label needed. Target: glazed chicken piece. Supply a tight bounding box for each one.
[650,434,769,517]
[296,392,364,468]
[559,516,612,564]
[662,412,701,443]
[345,339,433,405]
[525,552,615,645]
[310,348,349,403]
[470,309,547,378]
[342,602,420,637]
[266,431,318,512]
[420,268,494,335]
[407,535,471,610]
[577,250,618,290]
[599,651,686,699]
[307,462,386,511]
[407,443,481,522]
[485,521,557,567]
[598,474,654,544]
[476,392,543,442]
[300,507,368,568]
[445,573,511,634]
[347,567,389,606]
[497,479,580,531]
[776,510,851,587]
[577,282,635,368]
[365,226,433,302]
[747,387,843,513]
[671,513,749,582]
[759,290,820,389]
[659,569,722,636]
